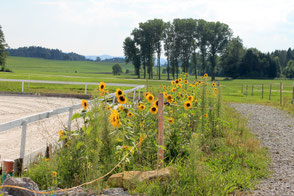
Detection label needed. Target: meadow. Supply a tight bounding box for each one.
[2,56,294,111]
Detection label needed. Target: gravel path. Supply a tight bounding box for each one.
[230,103,294,195]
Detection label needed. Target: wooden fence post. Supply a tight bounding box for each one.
[262,84,264,99]
[280,82,283,106]
[251,85,254,96]
[246,85,248,96]
[292,83,294,103]
[15,120,28,175]
[241,84,243,94]
[158,93,164,168]
[269,82,272,100]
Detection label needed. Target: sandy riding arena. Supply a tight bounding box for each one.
[0,95,82,165]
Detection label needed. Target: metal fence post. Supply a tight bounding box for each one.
[85,84,87,95]
[269,82,272,100]
[158,93,164,168]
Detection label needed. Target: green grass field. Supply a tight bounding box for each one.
[2,56,294,112]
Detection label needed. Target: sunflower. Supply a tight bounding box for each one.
[127,112,134,117]
[184,73,188,76]
[184,80,188,84]
[144,92,150,98]
[184,101,192,110]
[58,130,64,137]
[178,78,182,82]
[118,105,124,111]
[82,99,88,110]
[163,85,166,90]
[45,158,50,162]
[188,95,194,102]
[177,84,182,88]
[178,92,183,98]
[117,95,127,104]
[212,83,216,87]
[146,94,154,102]
[204,113,208,118]
[52,171,57,178]
[153,100,159,107]
[195,99,198,103]
[171,88,176,92]
[214,88,218,92]
[116,88,124,97]
[109,110,121,128]
[99,82,106,91]
[204,73,208,77]
[150,106,158,115]
[166,95,173,103]
[175,79,179,84]
[171,81,175,85]
[163,92,167,98]
[138,104,145,111]
[106,105,111,111]
[198,81,202,84]
[168,117,174,124]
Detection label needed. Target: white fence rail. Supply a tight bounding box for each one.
[0,84,145,169]
[0,79,142,95]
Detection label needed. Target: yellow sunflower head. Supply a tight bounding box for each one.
[146,94,154,102]
[106,105,111,111]
[204,73,208,77]
[52,171,57,178]
[168,117,174,124]
[117,95,127,104]
[184,101,192,110]
[175,79,179,84]
[127,112,134,117]
[188,95,194,102]
[212,83,216,87]
[171,81,175,85]
[177,84,182,88]
[116,88,124,97]
[144,92,150,98]
[184,80,188,84]
[58,130,64,137]
[118,105,124,111]
[153,100,159,107]
[82,99,88,110]
[163,85,166,90]
[204,113,208,118]
[171,88,176,92]
[195,99,198,103]
[150,106,158,115]
[184,73,188,76]
[166,95,173,103]
[178,78,182,82]
[138,104,145,111]
[99,82,106,91]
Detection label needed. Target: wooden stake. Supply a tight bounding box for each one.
[246,85,248,96]
[158,93,164,168]
[251,85,254,96]
[241,84,243,94]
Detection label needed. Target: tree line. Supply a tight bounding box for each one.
[123,18,293,80]
[6,46,86,61]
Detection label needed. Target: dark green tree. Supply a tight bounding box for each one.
[0,25,8,71]
[112,64,122,75]
[196,19,209,75]
[207,21,232,81]
[123,37,141,78]
[283,59,294,78]
[221,36,245,78]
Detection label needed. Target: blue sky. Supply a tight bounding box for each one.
[0,0,294,56]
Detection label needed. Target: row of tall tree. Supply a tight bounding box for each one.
[7,46,86,61]
[0,25,8,71]
[123,18,232,81]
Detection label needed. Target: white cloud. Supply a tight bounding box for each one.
[34,0,294,54]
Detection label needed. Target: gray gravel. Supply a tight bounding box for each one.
[230,103,294,195]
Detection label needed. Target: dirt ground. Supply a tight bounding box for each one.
[0,95,82,163]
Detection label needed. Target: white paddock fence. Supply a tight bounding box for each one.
[0,79,144,95]
[0,83,145,172]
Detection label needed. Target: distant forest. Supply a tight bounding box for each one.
[6,46,86,61]
[124,18,294,80]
